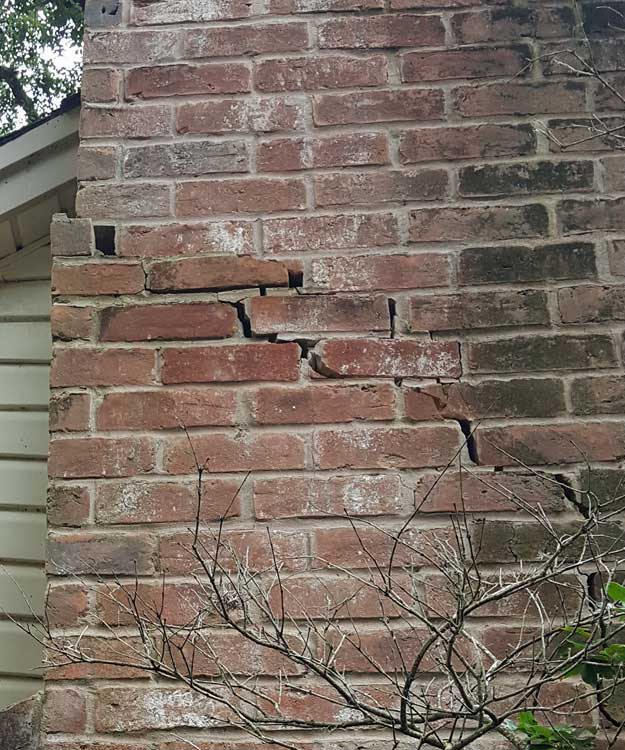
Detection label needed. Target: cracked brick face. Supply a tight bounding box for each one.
[45,0,625,744]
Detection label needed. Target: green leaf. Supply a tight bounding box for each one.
[607,581,625,604]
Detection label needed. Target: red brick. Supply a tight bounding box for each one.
[319,14,444,48]
[408,290,549,331]
[310,253,449,292]
[84,29,178,64]
[263,212,399,254]
[559,284,625,324]
[183,23,309,57]
[250,383,395,425]
[147,256,289,291]
[467,335,617,373]
[44,688,87,733]
[81,104,171,139]
[475,423,625,466]
[257,132,389,171]
[95,478,241,524]
[49,437,155,478]
[403,45,528,82]
[313,88,444,125]
[100,302,237,341]
[453,81,588,117]
[76,183,171,219]
[159,529,307,574]
[316,338,461,378]
[571,375,625,415]
[177,98,304,134]
[126,64,251,99]
[82,67,120,102]
[48,484,91,527]
[47,636,145,681]
[254,473,403,517]
[50,392,91,432]
[123,140,248,178]
[405,379,566,420]
[409,204,549,242]
[399,123,535,163]
[163,432,306,473]
[255,55,387,92]
[558,197,625,233]
[131,0,252,24]
[176,178,306,215]
[97,389,238,430]
[51,348,156,387]
[162,342,300,384]
[391,0,477,8]
[248,294,389,334]
[414,471,569,513]
[314,426,461,469]
[315,169,447,207]
[51,305,95,340]
[52,262,144,296]
[271,0,383,12]
[45,584,89,627]
[77,145,119,180]
[120,221,255,258]
[48,531,156,575]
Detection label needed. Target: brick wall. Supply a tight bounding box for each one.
[46,0,624,746]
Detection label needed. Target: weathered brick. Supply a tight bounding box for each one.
[547,117,625,153]
[147,256,289,291]
[453,81,588,117]
[183,23,309,57]
[163,432,306,473]
[81,104,171,138]
[48,484,91,527]
[176,178,306,215]
[255,55,387,92]
[402,45,529,82]
[264,213,399,254]
[49,437,155,479]
[414,471,569,512]
[84,29,178,64]
[250,384,395,424]
[316,338,461,378]
[257,132,389,171]
[126,64,251,99]
[77,145,118,181]
[97,389,238,430]
[467,335,617,374]
[99,302,237,341]
[50,393,91,432]
[95,478,241,523]
[409,204,549,242]
[405,379,566,421]
[131,0,252,24]
[271,0,383,14]
[314,426,461,469]
[559,284,625,323]
[51,215,94,257]
[458,160,594,198]
[571,376,625,415]
[609,240,625,275]
[161,343,300,384]
[52,262,144,296]
[45,584,89,627]
[124,140,248,178]
[44,688,87,734]
[82,68,120,102]
[458,242,597,285]
[313,88,444,126]
[76,183,171,219]
[248,294,390,334]
[310,253,449,291]
[558,197,625,233]
[51,348,156,387]
[254,474,402,518]
[399,124,535,163]
[408,290,549,331]
[51,305,95,340]
[453,6,574,43]
[319,14,445,48]
[120,221,255,258]
[177,98,304,134]
[315,169,447,207]
[475,423,625,466]
[48,531,155,575]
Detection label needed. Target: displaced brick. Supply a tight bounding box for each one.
[77,145,119,180]
[147,256,289,291]
[50,215,94,257]
[120,221,255,258]
[51,305,95,340]
[52,262,144,296]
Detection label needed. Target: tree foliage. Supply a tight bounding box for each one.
[0,0,83,135]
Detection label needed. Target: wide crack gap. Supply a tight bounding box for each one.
[388,298,397,339]
[554,473,589,518]
[458,419,479,464]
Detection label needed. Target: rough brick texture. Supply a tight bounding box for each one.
[47,0,625,745]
